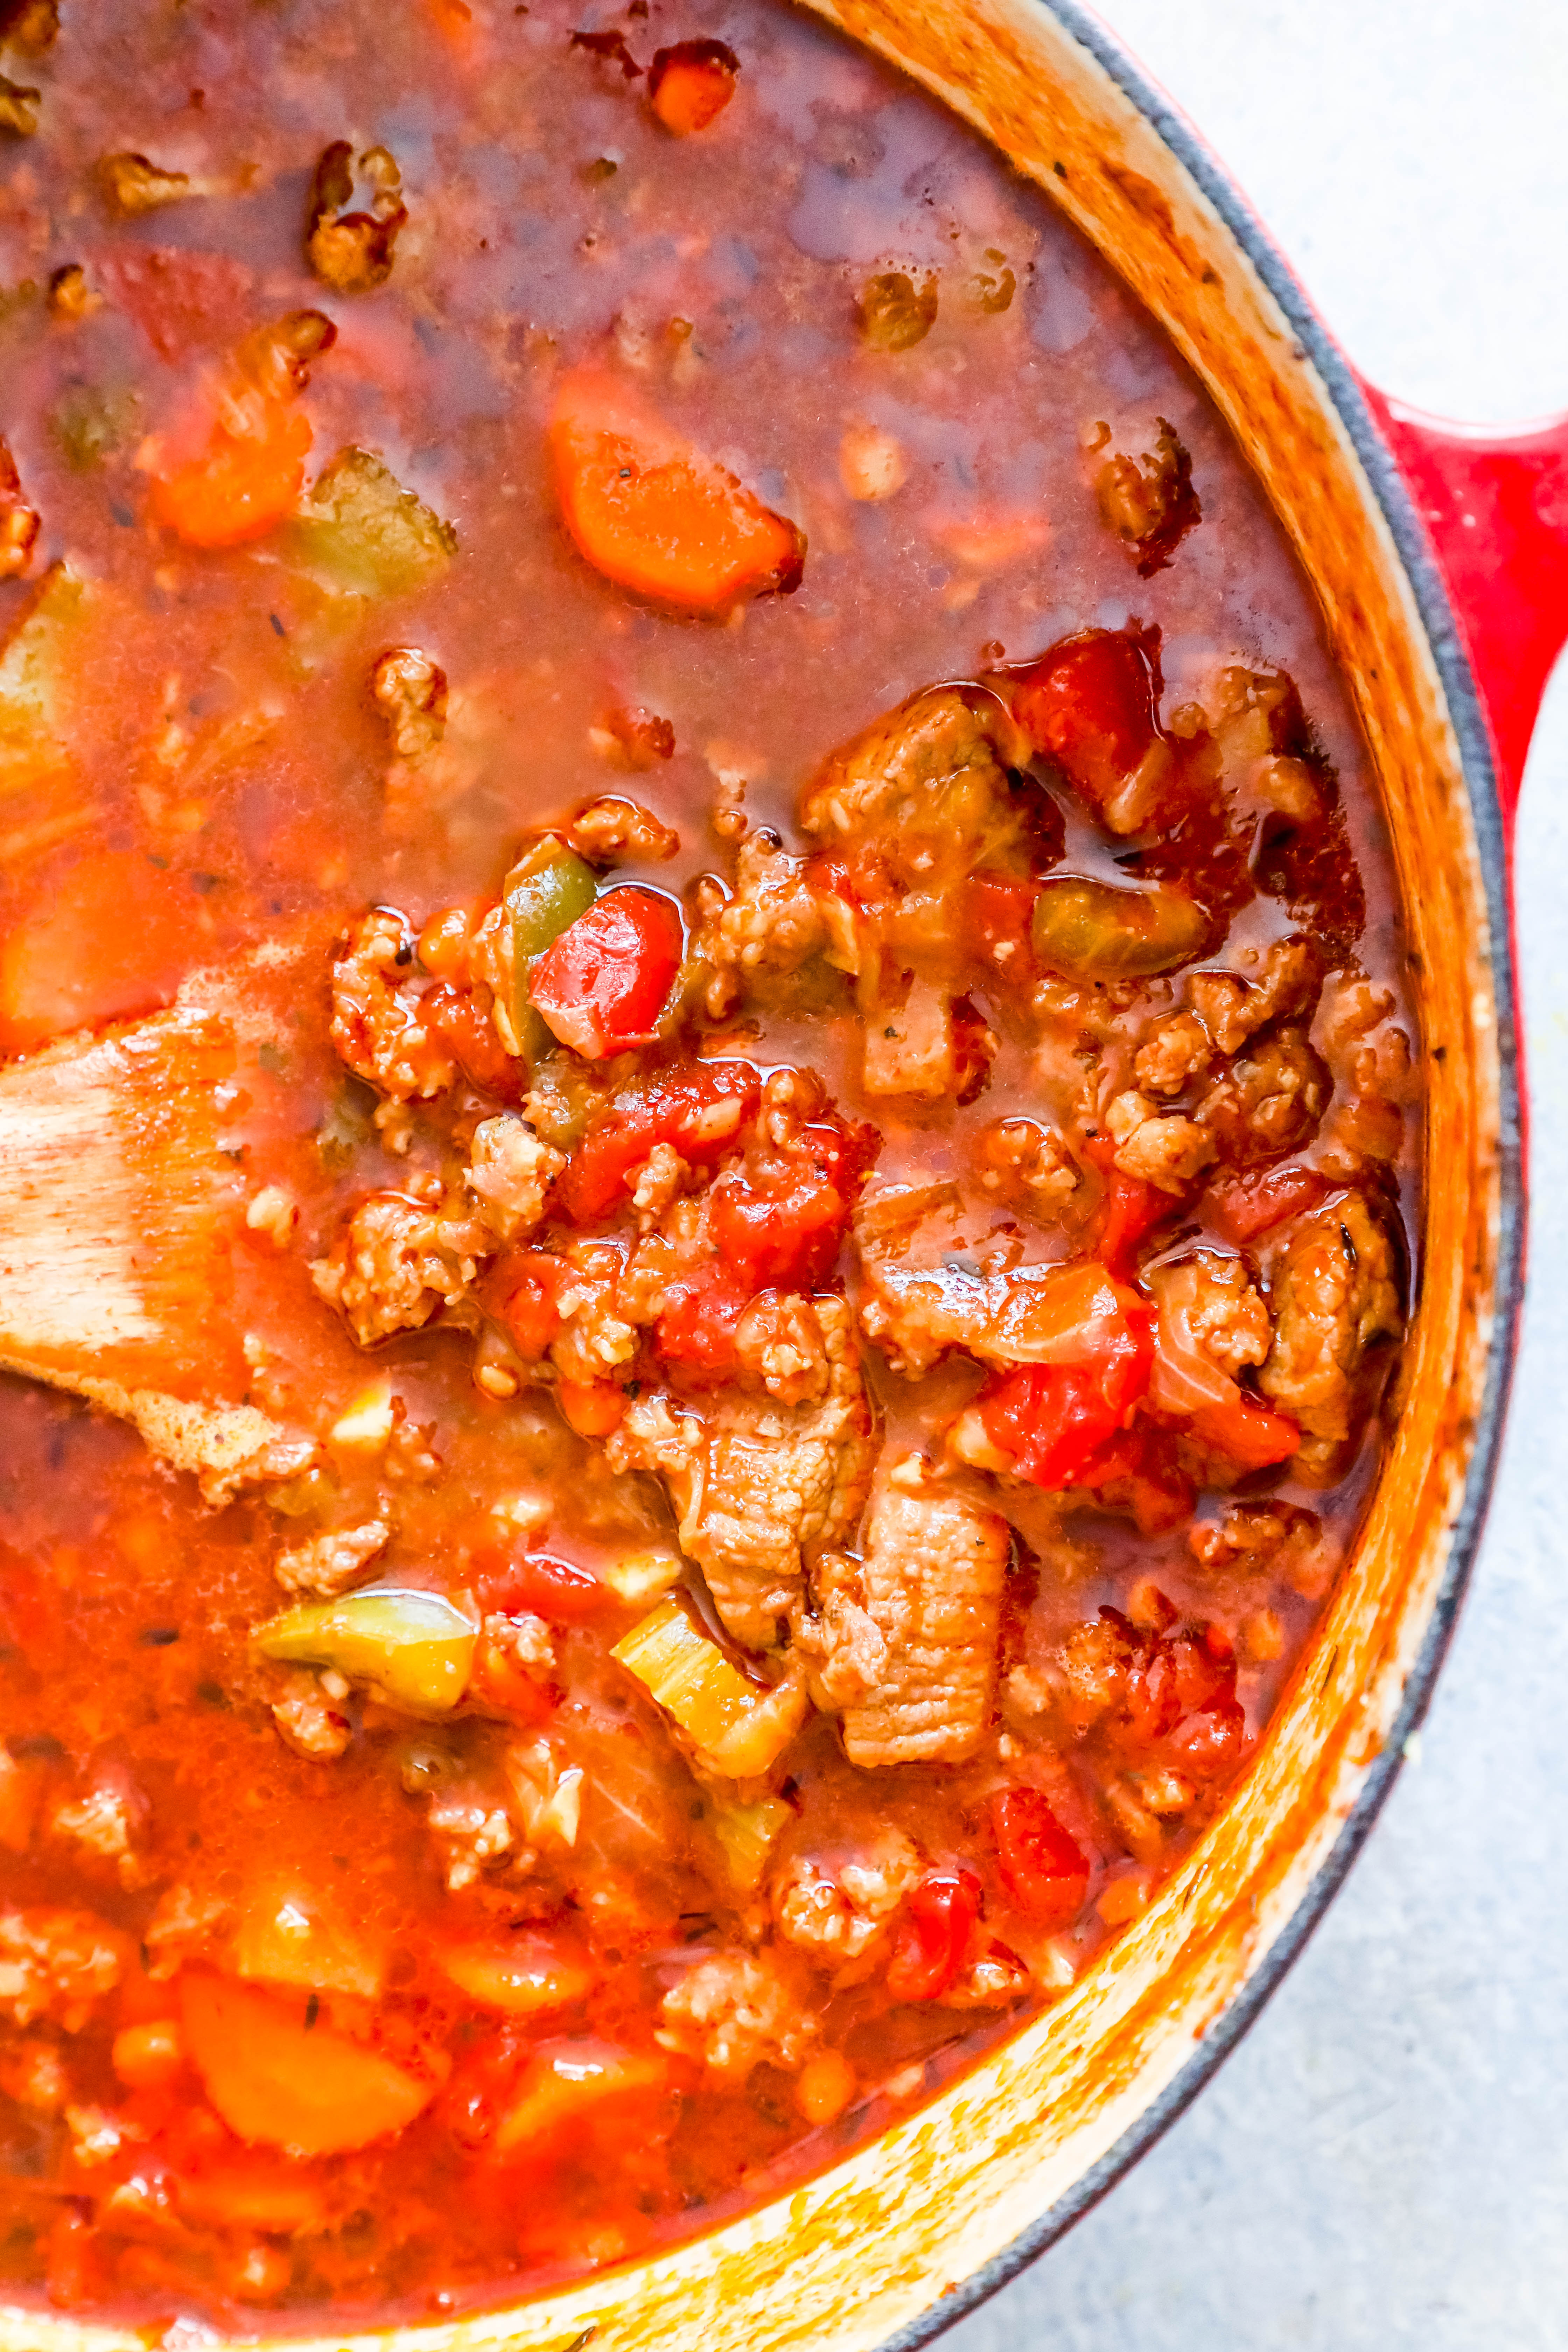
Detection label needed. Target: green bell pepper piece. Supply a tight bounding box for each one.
[1031,875,1208,979]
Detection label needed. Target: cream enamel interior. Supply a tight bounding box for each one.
[1,2,1506,2348]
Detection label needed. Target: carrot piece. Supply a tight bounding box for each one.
[179,1974,434,2156]
[550,366,804,613]
[0,849,198,1053]
[648,39,739,135]
[149,391,313,548]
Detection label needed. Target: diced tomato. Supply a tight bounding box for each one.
[979,1283,1154,1490]
[530,886,684,1059]
[423,980,522,1100]
[554,1062,762,1224]
[471,1547,604,1624]
[648,38,739,135]
[706,1120,877,1293]
[1010,627,1163,813]
[1204,1162,1327,1244]
[1167,1691,1247,1782]
[496,1252,568,1359]
[967,871,1039,974]
[653,1268,747,1381]
[1081,1134,1169,1274]
[884,1872,981,2003]
[990,1788,1090,1929]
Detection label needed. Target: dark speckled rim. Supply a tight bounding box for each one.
[873,5,1527,2346]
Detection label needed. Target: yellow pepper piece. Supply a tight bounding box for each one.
[612,1597,809,1774]
[251,1586,475,1716]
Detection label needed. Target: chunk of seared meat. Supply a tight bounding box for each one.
[810,1479,1009,1767]
[1258,1190,1402,1482]
[609,1295,875,1649]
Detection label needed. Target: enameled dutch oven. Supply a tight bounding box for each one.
[10,6,1567,2351]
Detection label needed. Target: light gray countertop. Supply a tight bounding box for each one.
[947,3,1568,2345]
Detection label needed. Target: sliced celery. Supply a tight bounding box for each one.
[612,1598,808,1775]
[710,1794,791,1892]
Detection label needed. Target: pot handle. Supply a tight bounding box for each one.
[1360,386,1568,835]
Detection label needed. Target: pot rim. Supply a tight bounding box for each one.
[874,5,1527,2346]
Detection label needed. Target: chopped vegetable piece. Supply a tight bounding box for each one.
[251,1586,476,1716]
[472,1548,604,1623]
[531,886,684,1058]
[648,38,739,135]
[287,447,456,597]
[554,1060,761,1223]
[497,836,600,1054]
[179,1975,433,2156]
[442,1935,594,2014]
[232,1884,386,1997]
[493,2039,667,2156]
[0,849,197,1052]
[150,394,314,549]
[1011,627,1165,821]
[979,1267,1154,1488]
[709,1794,791,1892]
[1204,1162,1327,1244]
[0,561,85,796]
[990,1788,1089,1928]
[1031,876,1208,978]
[885,1872,980,2002]
[613,1597,809,1774]
[550,366,805,612]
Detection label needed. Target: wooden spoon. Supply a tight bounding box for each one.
[0,1000,316,1502]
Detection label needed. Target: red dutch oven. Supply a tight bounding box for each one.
[5,8,1557,2352]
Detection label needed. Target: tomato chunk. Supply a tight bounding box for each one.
[979,1272,1154,1489]
[495,1251,568,1358]
[654,1267,749,1381]
[707,1124,868,1293]
[472,1547,604,1624]
[990,1788,1090,1929]
[884,1872,981,2003]
[530,886,683,1059]
[554,1062,761,1223]
[648,38,739,135]
[551,367,804,613]
[1012,628,1162,815]
[1204,1162,1327,1244]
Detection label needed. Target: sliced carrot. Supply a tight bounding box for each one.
[149,391,313,549]
[648,40,739,135]
[0,849,200,1053]
[179,1974,434,2157]
[550,366,804,614]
